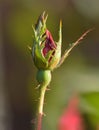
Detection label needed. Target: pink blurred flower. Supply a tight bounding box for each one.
[58,96,84,130]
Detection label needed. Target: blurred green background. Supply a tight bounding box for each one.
[0,0,99,130]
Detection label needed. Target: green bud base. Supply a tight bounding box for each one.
[36,70,51,86]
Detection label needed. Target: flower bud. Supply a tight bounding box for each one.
[32,12,62,70]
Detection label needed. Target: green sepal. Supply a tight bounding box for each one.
[33,43,49,69]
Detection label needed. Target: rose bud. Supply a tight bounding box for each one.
[31,12,91,85]
[32,12,62,71]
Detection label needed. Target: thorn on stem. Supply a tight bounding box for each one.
[46,88,51,91]
[27,45,32,51]
[43,112,46,116]
[35,84,40,89]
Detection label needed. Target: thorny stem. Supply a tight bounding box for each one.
[35,84,47,130]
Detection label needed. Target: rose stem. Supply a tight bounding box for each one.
[35,84,47,130]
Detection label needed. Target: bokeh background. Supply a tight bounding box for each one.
[0,0,99,130]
